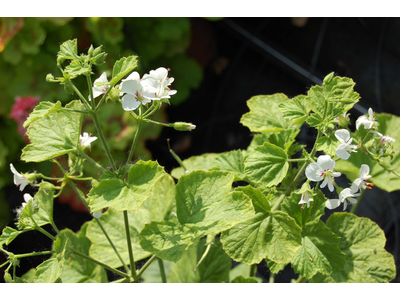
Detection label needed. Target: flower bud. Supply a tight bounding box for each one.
[108,88,120,103]
[323,72,334,85]
[173,122,196,131]
[378,160,394,171]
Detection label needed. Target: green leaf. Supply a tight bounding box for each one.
[21,100,83,162]
[212,150,247,181]
[140,171,255,262]
[240,94,291,132]
[244,142,289,187]
[34,235,68,283]
[0,227,25,247]
[88,160,167,212]
[110,56,138,86]
[175,171,255,233]
[23,101,63,128]
[312,213,396,283]
[139,220,198,262]
[57,39,79,65]
[278,95,309,127]
[235,185,271,213]
[59,223,108,283]
[281,189,326,228]
[87,209,151,268]
[231,275,260,283]
[265,259,287,274]
[17,189,54,230]
[315,135,341,157]
[64,60,92,78]
[291,220,345,279]
[171,153,219,179]
[140,259,174,283]
[221,211,302,265]
[168,238,231,283]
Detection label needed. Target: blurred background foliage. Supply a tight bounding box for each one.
[0,17,207,222]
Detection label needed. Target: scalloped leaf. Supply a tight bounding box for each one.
[88,160,167,212]
[244,142,288,187]
[312,213,396,283]
[23,101,63,128]
[110,56,138,86]
[240,94,291,132]
[21,100,83,162]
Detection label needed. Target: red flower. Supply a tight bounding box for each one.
[9,96,40,143]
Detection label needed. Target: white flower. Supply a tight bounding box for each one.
[335,129,357,160]
[92,210,102,219]
[351,164,373,193]
[298,191,314,208]
[10,163,30,192]
[141,67,177,100]
[371,131,395,144]
[22,193,33,208]
[79,132,97,147]
[325,188,360,210]
[305,155,341,192]
[120,72,157,111]
[356,107,376,130]
[90,72,110,100]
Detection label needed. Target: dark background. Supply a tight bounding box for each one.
[2,17,400,282]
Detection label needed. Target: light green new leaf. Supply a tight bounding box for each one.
[34,235,68,283]
[221,211,301,265]
[244,142,289,187]
[21,100,83,162]
[0,227,26,247]
[57,39,78,65]
[23,101,63,128]
[168,238,231,283]
[315,135,341,157]
[88,160,167,212]
[140,259,174,283]
[312,213,396,283]
[240,94,290,132]
[87,209,151,268]
[235,185,271,213]
[59,223,108,283]
[278,95,309,127]
[291,220,345,279]
[17,189,54,230]
[176,171,255,233]
[110,56,138,86]
[171,153,219,179]
[229,263,263,282]
[265,259,287,274]
[64,60,92,78]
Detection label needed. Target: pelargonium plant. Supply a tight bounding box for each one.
[0,39,398,283]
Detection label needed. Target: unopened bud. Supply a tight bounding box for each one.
[46,73,56,82]
[378,160,394,171]
[173,122,196,131]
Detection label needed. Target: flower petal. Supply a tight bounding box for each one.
[359,164,370,179]
[317,155,335,171]
[305,163,324,182]
[336,144,351,160]
[121,94,141,111]
[335,129,351,143]
[326,199,341,210]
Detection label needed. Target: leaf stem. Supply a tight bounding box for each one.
[123,211,139,282]
[126,106,143,164]
[70,249,130,280]
[76,147,108,173]
[157,257,167,283]
[136,254,157,278]
[195,243,212,271]
[14,250,55,259]
[90,112,117,172]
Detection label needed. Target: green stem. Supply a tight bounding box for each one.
[287,158,308,162]
[62,108,89,114]
[36,226,56,241]
[90,112,117,172]
[126,107,143,164]
[157,257,167,283]
[292,275,308,283]
[250,264,257,277]
[86,75,96,111]
[142,118,174,128]
[70,249,130,280]
[136,255,157,278]
[269,273,275,283]
[195,243,211,271]
[123,211,138,282]
[14,250,55,259]
[70,83,92,112]
[95,85,113,111]
[0,261,10,269]
[77,147,108,173]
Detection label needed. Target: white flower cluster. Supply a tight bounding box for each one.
[300,107,393,210]
[91,67,176,111]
